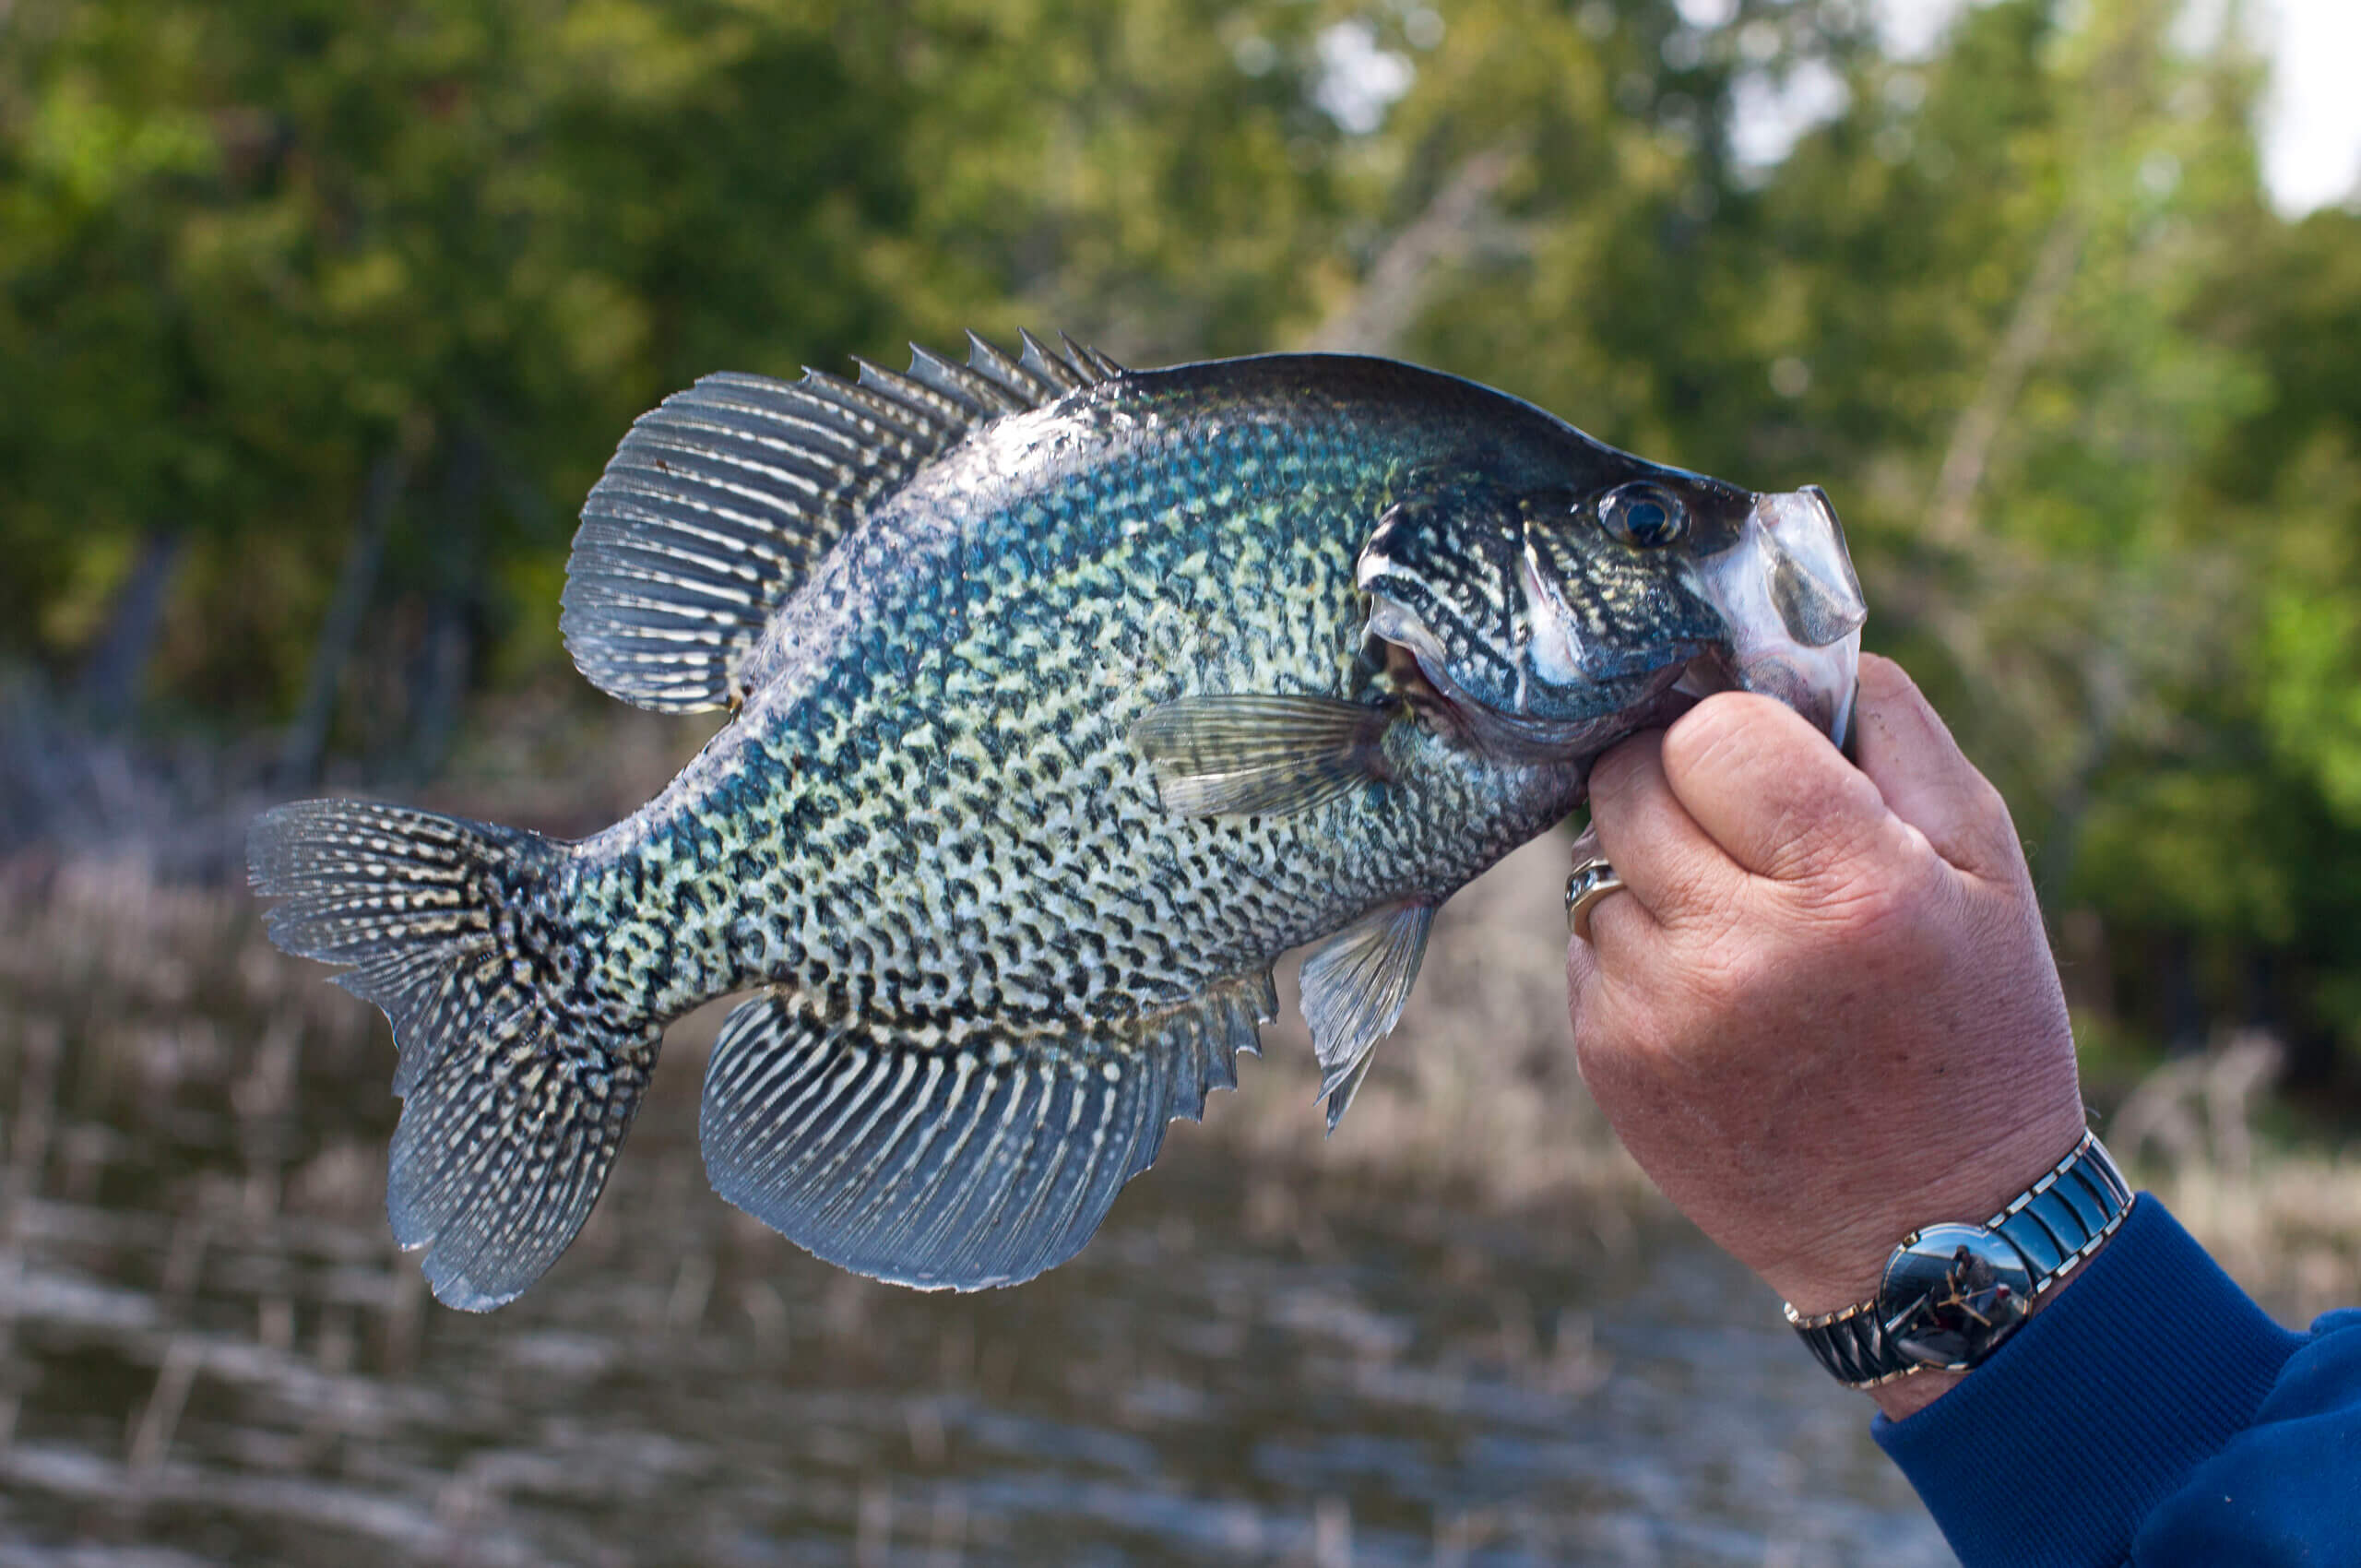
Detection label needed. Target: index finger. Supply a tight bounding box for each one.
[1846,654,2024,884]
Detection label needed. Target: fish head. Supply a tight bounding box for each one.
[1357,464,1865,758]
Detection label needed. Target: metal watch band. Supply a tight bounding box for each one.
[1786,1285,1904,1388]
[1786,1131,2134,1389]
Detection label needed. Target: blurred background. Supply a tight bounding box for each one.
[1,0,2357,1562]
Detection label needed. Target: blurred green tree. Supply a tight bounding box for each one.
[0,0,910,772]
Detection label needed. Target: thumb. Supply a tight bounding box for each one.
[1657,692,1892,885]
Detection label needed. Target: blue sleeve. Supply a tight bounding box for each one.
[2129,1303,2361,1563]
[1869,1195,2361,1566]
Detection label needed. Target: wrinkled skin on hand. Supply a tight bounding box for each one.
[1565,654,2089,1420]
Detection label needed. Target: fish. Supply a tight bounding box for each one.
[248,332,1866,1311]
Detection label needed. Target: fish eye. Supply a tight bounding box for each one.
[1599,483,1687,548]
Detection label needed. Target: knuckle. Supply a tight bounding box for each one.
[1756,807,1870,886]
[1798,845,1955,958]
[1647,851,1725,919]
[1659,870,1751,952]
[1968,778,2023,855]
[1766,778,1904,884]
[1799,861,1916,934]
[1859,652,1921,707]
[1663,694,1778,781]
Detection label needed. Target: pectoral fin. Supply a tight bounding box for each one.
[1130,694,1397,818]
[1299,899,1435,1133]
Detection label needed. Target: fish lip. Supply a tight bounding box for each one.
[1768,484,1867,648]
[1691,486,1867,749]
[1667,644,1858,750]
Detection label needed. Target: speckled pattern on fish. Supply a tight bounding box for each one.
[250,334,1865,1310]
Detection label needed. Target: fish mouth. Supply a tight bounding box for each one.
[1691,483,1865,752]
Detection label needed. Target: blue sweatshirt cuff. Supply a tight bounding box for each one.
[1870,1195,2305,1568]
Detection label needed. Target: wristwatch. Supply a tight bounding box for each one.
[1786,1131,2133,1388]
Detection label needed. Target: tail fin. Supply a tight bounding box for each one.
[248,800,658,1311]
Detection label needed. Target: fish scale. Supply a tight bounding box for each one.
[250,333,1865,1309]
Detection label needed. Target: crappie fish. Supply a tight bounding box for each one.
[249,333,1865,1310]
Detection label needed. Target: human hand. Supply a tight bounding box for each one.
[1565,653,2088,1419]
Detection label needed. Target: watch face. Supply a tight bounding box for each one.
[1878,1225,2034,1372]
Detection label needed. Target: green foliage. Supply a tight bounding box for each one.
[6,0,2361,1073]
[1,0,913,715]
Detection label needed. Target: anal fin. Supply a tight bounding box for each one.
[699,973,1272,1289]
[1299,900,1435,1133]
[1130,694,1397,817]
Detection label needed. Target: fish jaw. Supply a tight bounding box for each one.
[1687,484,1866,750]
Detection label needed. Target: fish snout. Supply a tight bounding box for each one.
[1692,485,1867,751]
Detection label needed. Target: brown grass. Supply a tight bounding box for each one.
[2104,1034,2361,1323]
[2147,1155,2361,1324]
[1201,835,1652,1207]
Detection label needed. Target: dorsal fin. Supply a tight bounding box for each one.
[560,332,1122,712]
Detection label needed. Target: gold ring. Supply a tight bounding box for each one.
[1565,857,1627,941]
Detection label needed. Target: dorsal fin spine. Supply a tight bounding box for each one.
[966,331,1057,402]
[852,357,978,428]
[1058,333,1126,381]
[1017,329,1086,392]
[908,344,1026,413]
